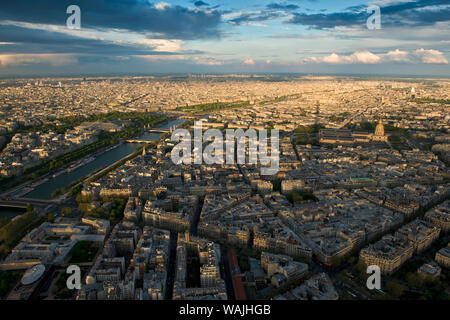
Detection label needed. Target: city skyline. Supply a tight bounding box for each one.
[0,75,448,302]
[0,0,449,306]
[0,0,449,77]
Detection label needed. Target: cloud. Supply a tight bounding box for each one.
[243,58,255,65]
[286,0,450,29]
[287,11,367,29]
[225,2,304,26]
[226,2,306,26]
[136,54,186,62]
[267,3,300,11]
[0,22,190,56]
[370,0,415,6]
[155,2,171,11]
[135,54,224,66]
[228,11,283,25]
[194,1,209,7]
[414,48,448,64]
[302,49,448,65]
[114,38,183,53]
[0,53,76,67]
[0,0,222,40]
[194,57,224,66]
[383,49,411,62]
[303,51,381,64]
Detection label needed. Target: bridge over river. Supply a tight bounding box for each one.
[0,197,56,209]
[146,128,171,133]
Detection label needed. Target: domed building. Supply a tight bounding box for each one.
[6,264,49,300]
[372,119,388,142]
[21,264,46,286]
[375,119,385,136]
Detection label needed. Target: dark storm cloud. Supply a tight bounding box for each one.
[267,3,300,11]
[286,0,450,29]
[288,11,366,29]
[228,2,304,25]
[229,10,286,25]
[0,0,222,40]
[194,1,209,7]
[0,24,204,56]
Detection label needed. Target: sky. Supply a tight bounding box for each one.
[0,0,449,77]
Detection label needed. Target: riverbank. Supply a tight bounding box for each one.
[6,144,122,199]
[8,117,184,200]
[0,112,167,194]
[0,207,26,221]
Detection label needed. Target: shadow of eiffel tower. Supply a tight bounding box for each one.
[315,101,320,130]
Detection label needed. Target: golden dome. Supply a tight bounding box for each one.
[375,119,384,136]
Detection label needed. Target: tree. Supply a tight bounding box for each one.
[273,180,282,192]
[330,256,342,268]
[0,212,35,247]
[0,244,9,259]
[354,260,368,280]
[47,213,55,223]
[61,207,72,216]
[0,270,22,298]
[0,218,8,229]
[406,272,423,288]
[386,281,405,298]
[70,185,82,197]
[348,256,357,265]
[51,189,62,198]
[26,203,34,212]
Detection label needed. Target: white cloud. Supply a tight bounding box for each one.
[304,51,381,64]
[223,11,258,21]
[351,51,382,64]
[0,20,182,52]
[382,49,411,62]
[243,58,255,65]
[114,38,182,52]
[194,58,224,66]
[321,53,343,64]
[135,54,224,66]
[414,48,448,64]
[370,0,415,7]
[0,54,76,67]
[155,2,171,10]
[136,54,186,61]
[247,22,267,27]
[302,49,448,65]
